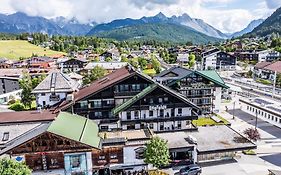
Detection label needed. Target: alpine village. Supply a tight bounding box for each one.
[0,2,281,175]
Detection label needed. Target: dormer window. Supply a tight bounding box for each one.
[2,132,9,141]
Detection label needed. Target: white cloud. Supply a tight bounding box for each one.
[265,0,281,9]
[0,0,279,33]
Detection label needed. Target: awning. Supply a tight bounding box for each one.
[226,83,243,93]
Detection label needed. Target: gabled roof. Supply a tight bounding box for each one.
[58,66,154,111]
[0,123,51,155]
[255,62,271,69]
[47,112,100,148]
[0,112,101,155]
[156,66,192,78]
[158,67,228,89]
[154,66,193,82]
[195,70,229,89]
[263,61,281,73]
[32,70,80,93]
[112,82,200,115]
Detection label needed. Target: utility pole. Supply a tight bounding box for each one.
[272,71,277,99]
[232,101,235,120]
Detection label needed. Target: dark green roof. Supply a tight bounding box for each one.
[195,70,229,89]
[113,84,158,115]
[47,112,101,148]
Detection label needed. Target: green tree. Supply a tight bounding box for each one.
[151,57,161,74]
[19,74,34,109]
[83,66,106,85]
[129,59,139,69]
[9,103,25,111]
[188,54,196,69]
[144,136,170,169]
[0,158,32,175]
[105,57,112,62]
[138,57,148,70]
[121,56,128,62]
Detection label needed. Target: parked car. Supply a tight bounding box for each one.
[179,164,202,175]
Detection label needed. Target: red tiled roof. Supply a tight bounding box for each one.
[264,61,281,73]
[255,62,271,69]
[58,66,133,110]
[0,110,57,124]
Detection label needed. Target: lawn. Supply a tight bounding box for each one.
[143,68,156,76]
[0,40,65,60]
[192,114,230,127]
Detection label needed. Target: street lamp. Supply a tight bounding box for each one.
[272,71,277,99]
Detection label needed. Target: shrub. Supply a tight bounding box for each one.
[0,158,32,175]
[9,103,25,111]
[7,99,16,105]
[243,128,261,141]
[256,79,272,85]
[242,150,256,155]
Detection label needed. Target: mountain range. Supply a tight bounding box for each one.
[247,7,281,37]
[0,12,96,35]
[0,11,274,42]
[230,19,264,38]
[87,12,228,39]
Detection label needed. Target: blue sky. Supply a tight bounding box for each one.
[0,0,280,33]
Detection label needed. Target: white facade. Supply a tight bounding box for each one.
[36,92,67,107]
[203,54,217,70]
[241,100,281,128]
[120,107,193,131]
[123,146,145,166]
[0,89,22,104]
[257,50,270,62]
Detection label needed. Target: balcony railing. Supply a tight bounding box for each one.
[121,115,197,123]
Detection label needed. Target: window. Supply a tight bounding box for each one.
[171,108,175,117]
[158,98,163,103]
[80,101,88,109]
[150,98,154,104]
[160,122,164,130]
[127,111,131,120]
[132,84,141,91]
[135,147,145,159]
[110,154,118,159]
[178,121,182,129]
[95,112,102,118]
[134,111,139,119]
[93,100,102,108]
[164,97,168,102]
[70,155,82,168]
[149,123,154,129]
[149,111,153,117]
[41,93,46,96]
[159,109,164,117]
[2,132,9,141]
[100,126,109,130]
[178,108,182,115]
[99,155,106,160]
